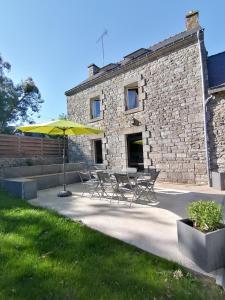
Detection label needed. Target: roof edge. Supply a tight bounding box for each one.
[65,28,202,96]
[208,50,225,59]
[209,84,225,94]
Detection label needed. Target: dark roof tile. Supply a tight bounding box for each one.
[65,27,201,95]
[208,51,225,89]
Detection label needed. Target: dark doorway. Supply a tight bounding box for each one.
[94,140,103,164]
[127,133,144,171]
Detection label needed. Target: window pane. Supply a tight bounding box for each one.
[91,99,100,118]
[127,88,138,110]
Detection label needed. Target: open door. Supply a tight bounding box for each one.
[94,139,103,164]
[127,133,144,171]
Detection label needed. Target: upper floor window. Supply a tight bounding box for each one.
[90,98,101,119]
[125,85,139,110]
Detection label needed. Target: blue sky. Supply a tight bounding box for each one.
[0,0,225,122]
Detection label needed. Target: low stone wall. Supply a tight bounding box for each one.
[0,156,63,168]
[0,162,85,199]
[1,162,84,179]
[0,156,64,182]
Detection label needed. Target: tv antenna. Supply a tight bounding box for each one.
[97,29,108,67]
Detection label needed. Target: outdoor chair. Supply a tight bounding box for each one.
[114,173,139,207]
[90,164,107,171]
[143,166,157,173]
[78,170,100,198]
[125,167,137,175]
[96,171,117,201]
[137,170,160,202]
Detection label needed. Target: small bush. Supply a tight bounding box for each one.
[188,200,223,232]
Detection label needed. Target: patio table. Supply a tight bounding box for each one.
[107,170,153,180]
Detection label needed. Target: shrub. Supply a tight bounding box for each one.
[188,200,223,232]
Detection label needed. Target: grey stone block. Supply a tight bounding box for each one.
[2,178,37,200]
[41,164,62,174]
[3,165,42,178]
[211,172,225,190]
[59,171,80,185]
[28,170,81,190]
[31,174,60,190]
[2,163,84,179]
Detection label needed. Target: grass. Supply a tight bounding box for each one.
[0,190,224,300]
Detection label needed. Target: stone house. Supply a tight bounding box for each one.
[66,11,225,185]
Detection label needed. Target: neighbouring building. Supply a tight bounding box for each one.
[66,11,225,185]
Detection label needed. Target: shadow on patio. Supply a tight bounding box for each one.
[29,181,225,275]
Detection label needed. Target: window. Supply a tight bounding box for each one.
[125,86,139,110]
[94,140,103,164]
[90,98,101,119]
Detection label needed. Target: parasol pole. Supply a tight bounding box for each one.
[63,129,66,191]
[58,128,72,197]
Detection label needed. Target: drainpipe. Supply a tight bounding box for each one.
[197,30,211,186]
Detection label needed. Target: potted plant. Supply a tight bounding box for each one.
[177,200,225,272]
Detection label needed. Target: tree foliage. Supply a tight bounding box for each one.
[0,54,44,133]
[58,113,67,120]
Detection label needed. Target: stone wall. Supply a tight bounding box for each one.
[208,91,225,172]
[67,39,208,184]
[0,156,63,168]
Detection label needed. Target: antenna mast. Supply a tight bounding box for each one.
[97,29,108,67]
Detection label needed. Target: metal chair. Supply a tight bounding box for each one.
[125,167,138,177]
[114,173,139,207]
[137,170,160,202]
[90,164,107,171]
[78,170,100,197]
[96,171,117,200]
[125,167,137,173]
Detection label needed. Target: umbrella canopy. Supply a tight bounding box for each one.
[17,119,102,136]
[133,139,143,145]
[17,119,103,197]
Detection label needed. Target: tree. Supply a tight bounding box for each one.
[0,54,44,133]
[51,113,68,122]
[58,113,67,120]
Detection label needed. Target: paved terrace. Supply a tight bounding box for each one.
[29,182,225,279]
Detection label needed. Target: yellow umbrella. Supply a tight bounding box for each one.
[133,139,143,145]
[17,119,103,197]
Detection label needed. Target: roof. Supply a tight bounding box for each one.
[65,27,202,96]
[208,51,225,92]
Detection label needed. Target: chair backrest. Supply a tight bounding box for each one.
[78,171,91,183]
[96,171,111,183]
[126,167,137,174]
[114,173,131,185]
[151,170,160,183]
[110,168,122,173]
[91,164,106,171]
[144,167,156,173]
[142,169,160,183]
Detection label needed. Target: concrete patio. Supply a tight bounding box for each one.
[29,181,225,279]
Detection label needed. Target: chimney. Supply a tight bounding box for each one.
[185,10,200,30]
[88,64,99,77]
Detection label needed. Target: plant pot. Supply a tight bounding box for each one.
[177,219,225,272]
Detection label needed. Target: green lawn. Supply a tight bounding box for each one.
[0,190,224,300]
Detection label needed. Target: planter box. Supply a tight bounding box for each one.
[211,171,225,190]
[177,219,225,272]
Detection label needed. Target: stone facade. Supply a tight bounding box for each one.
[67,32,209,184]
[208,91,225,172]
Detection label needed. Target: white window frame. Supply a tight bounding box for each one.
[124,82,139,111]
[90,97,101,119]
